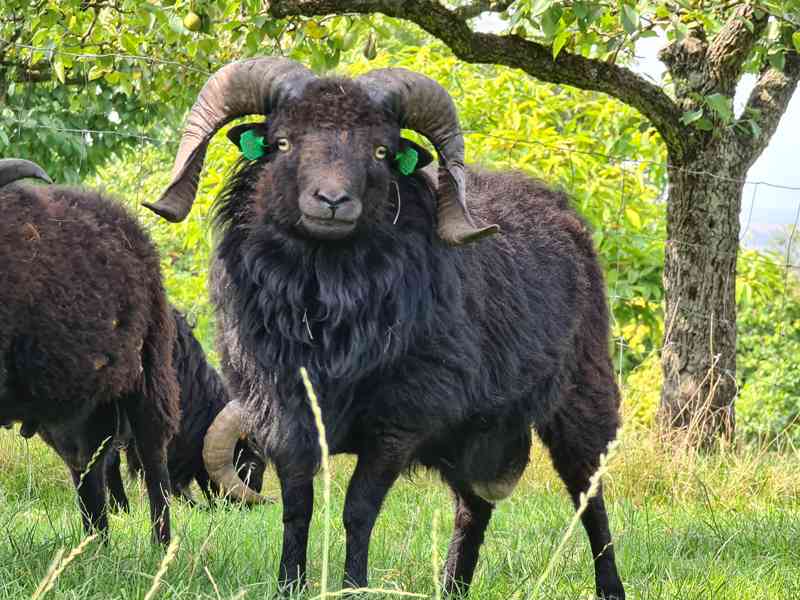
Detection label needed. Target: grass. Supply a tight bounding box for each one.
[0,421,798,599]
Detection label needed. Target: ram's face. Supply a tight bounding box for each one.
[232,80,426,241]
[274,121,397,240]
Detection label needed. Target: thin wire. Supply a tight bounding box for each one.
[462,130,800,191]
[6,121,174,145]
[739,182,759,243]
[613,164,627,383]
[9,43,211,75]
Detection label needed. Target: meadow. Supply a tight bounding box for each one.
[4,6,800,599]
[0,417,797,600]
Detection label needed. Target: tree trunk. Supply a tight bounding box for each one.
[658,136,748,444]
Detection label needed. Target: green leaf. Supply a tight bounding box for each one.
[768,50,785,72]
[694,117,714,131]
[540,5,563,38]
[793,31,800,53]
[53,57,66,84]
[625,207,642,228]
[121,33,139,55]
[87,65,105,81]
[705,93,733,122]
[621,4,639,34]
[552,30,570,59]
[748,119,762,139]
[680,108,703,125]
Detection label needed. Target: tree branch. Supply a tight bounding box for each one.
[737,52,800,166]
[454,0,513,20]
[0,61,86,85]
[705,3,768,96]
[269,0,690,160]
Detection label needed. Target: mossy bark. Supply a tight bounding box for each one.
[659,141,747,442]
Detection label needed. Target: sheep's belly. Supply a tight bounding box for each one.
[471,474,521,503]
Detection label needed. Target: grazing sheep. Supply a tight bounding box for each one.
[145,58,625,598]
[0,159,178,544]
[106,308,270,509]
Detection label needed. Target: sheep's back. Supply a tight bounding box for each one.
[452,168,611,425]
[0,185,163,422]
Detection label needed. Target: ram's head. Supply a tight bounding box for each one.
[145,58,498,244]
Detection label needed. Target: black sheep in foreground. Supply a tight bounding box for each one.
[106,308,270,508]
[145,58,625,598]
[0,160,178,544]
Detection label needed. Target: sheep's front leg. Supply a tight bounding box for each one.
[276,468,314,593]
[342,454,402,590]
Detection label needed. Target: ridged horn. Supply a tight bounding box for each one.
[203,400,272,505]
[144,58,316,222]
[357,68,500,245]
[0,159,53,187]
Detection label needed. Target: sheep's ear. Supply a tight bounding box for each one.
[226,123,268,149]
[397,138,433,172]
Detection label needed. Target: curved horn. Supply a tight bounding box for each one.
[358,68,499,245]
[0,159,53,187]
[144,58,316,222]
[203,400,272,505]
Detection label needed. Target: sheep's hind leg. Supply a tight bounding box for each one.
[441,485,493,596]
[125,394,172,545]
[341,452,403,590]
[105,449,130,513]
[536,412,625,600]
[70,462,109,539]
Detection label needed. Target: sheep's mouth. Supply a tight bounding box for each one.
[299,214,357,240]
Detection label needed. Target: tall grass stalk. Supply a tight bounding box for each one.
[301,367,331,599]
[77,436,111,488]
[530,436,620,597]
[30,534,97,599]
[143,536,180,600]
[312,590,426,598]
[431,509,441,600]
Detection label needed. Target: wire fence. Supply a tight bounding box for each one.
[4,45,800,404]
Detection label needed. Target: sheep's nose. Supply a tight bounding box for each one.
[315,188,352,209]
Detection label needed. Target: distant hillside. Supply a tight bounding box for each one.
[740,223,788,252]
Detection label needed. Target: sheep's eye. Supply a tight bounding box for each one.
[277,138,292,152]
[374,145,388,160]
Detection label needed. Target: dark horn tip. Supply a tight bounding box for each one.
[142,198,189,223]
[441,223,501,246]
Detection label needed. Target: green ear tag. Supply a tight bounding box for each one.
[239,129,267,160]
[395,147,419,176]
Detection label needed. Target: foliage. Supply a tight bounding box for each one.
[736,249,800,446]
[498,0,800,131]
[622,352,662,428]
[0,0,404,181]
[622,249,800,440]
